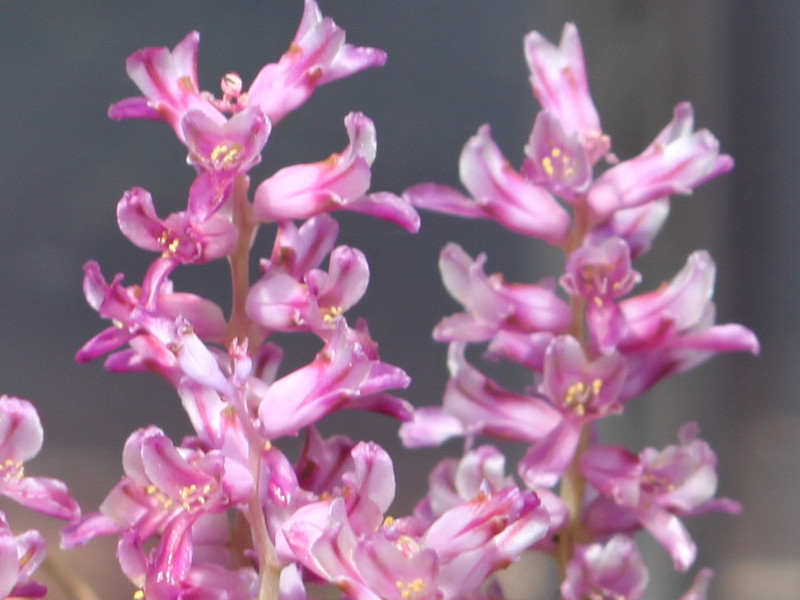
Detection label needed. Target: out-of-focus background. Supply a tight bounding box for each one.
[0,1,796,599]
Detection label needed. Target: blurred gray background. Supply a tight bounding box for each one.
[0,1,796,599]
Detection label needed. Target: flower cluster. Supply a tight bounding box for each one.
[0,7,757,600]
[401,23,758,599]
[64,2,544,599]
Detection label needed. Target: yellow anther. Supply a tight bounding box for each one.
[551,147,562,158]
[542,156,555,177]
[210,142,243,168]
[134,590,145,600]
[397,579,426,600]
[564,378,604,415]
[178,75,195,92]
[321,306,343,323]
[158,230,181,258]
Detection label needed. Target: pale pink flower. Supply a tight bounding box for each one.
[256,322,412,439]
[581,423,740,570]
[400,343,560,448]
[109,0,386,133]
[245,0,386,123]
[518,335,626,488]
[435,243,571,343]
[587,103,733,221]
[405,125,570,244]
[587,197,670,259]
[76,260,227,383]
[522,110,593,202]
[246,217,370,336]
[282,443,549,600]
[253,112,419,231]
[108,31,223,138]
[116,186,238,264]
[524,23,610,164]
[0,512,47,599]
[560,236,641,351]
[0,396,79,520]
[182,105,270,183]
[617,251,760,400]
[561,535,649,600]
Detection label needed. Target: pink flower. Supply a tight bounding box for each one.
[182,105,270,183]
[0,512,48,599]
[617,251,760,399]
[405,125,570,244]
[0,397,79,520]
[587,197,670,259]
[76,261,227,382]
[108,0,386,133]
[256,322,412,439]
[560,236,641,351]
[524,23,610,164]
[400,343,560,448]
[108,31,223,138]
[519,336,627,488]
[415,445,569,549]
[116,186,238,264]
[522,110,593,202]
[245,0,387,124]
[246,216,370,336]
[253,112,419,231]
[282,443,549,600]
[434,243,571,343]
[587,103,734,221]
[581,423,741,570]
[561,535,649,600]
[61,426,252,594]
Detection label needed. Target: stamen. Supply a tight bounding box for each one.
[210,142,244,168]
[563,379,604,416]
[397,579,426,600]
[321,306,343,323]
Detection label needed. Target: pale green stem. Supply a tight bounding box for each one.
[225,174,279,600]
[226,175,264,350]
[555,201,593,577]
[41,554,103,600]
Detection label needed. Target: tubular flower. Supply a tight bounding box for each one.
[109,0,386,134]
[246,216,370,337]
[524,23,610,164]
[253,112,419,231]
[256,322,413,440]
[400,343,561,448]
[518,335,627,488]
[617,250,760,400]
[581,423,741,571]
[0,513,48,599]
[434,243,571,343]
[561,535,649,600]
[0,396,79,521]
[587,103,733,222]
[405,125,571,245]
[116,186,238,265]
